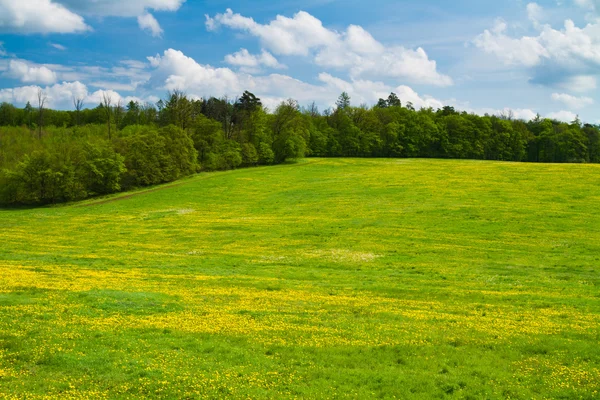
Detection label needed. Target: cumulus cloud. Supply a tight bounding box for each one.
[206,9,452,86]
[147,49,244,96]
[527,3,544,27]
[206,9,337,56]
[473,9,600,91]
[0,81,87,108]
[224,49,286,73]
[57,0,186,17]
[547,110,578,122]
[473,20,548,67]
[551,93,594,109]
[0,55,157,109]
[558,75,597,92]
[4,60,58,85]
[84,89,146,106]
[0,46,562,120]
[146,48,448,110]
[138,12,163,37]
[0,1,184,35]
[145,48,553,119]
[0,0,90,34]
[0,81,149,109]
[509,109,538,121]
[489,108,538,121]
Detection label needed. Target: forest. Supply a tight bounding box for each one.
[1,90,599,205]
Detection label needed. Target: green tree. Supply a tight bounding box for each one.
[24,102,33,129]
[336,92,351,111]
[387,92,401,107]
[241,143,259,166]
[271,100,308,163]
[81,142,126,195]
[258,142,275,165]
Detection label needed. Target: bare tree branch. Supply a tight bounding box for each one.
[114,99,123,131]
[73,96,84,126]
[37,89,47,139]
[102,92,113,140]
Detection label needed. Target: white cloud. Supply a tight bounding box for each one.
[459,105,538,121]
[0,49,553,122]
[121,60,149,70]
[206,9,452,86]
[474,15,600,70]
[224,49,286,73]
[0,1,184,35]
[88,81,139,91]
[0,81,150,109]
[551,92,594,109]
[57,0,186,17]
[138,12,163,37]
[0,42,6,56]
[0,81,87,108]
[0,0,90,34]
[25,59,152,88]
[473,19,548,67]
[0,54,156,109]
[146,48,568,119]
[558,75,597,92]
[146,48,449,110]
[84,89,143,106]
[511,108,538,121]
[547,110,578,122]
[389,85,446,110]
[573,0,598,11]
[491,108,538,121]
[82,89,119,105]
[206,9,337,56]
[148,49,244,96]
[527,3,544,27]
[472,7,600,94]
[4,60,57,85]
[50,43,67,51]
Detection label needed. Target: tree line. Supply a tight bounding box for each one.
[1,90,599,205]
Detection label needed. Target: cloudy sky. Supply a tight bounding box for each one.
[0,0,599,122]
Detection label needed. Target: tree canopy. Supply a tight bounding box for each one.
[1,90,599,205]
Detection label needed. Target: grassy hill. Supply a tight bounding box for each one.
[0,158,599,399]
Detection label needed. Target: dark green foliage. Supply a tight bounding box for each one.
[1,90,600,205]
[1,150,84,204]
[158,125,199,179]
[116,126,169,188]
[241,143,258,166]
[258,142,275,165]
[0,129,126,204]
[270,100,308,163]
[81,142,126,195]
[115,125,197,188]
[217,140,243,170]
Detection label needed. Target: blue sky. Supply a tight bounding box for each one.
[0,0,599,123]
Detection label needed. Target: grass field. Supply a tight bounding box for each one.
[0,158,599,399]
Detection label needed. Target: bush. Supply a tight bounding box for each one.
[81,143,126,195]
[241,143,258,166]
[258,142,275,165]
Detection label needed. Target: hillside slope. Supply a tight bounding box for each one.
[1,159,599,399]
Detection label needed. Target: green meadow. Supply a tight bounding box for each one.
[0,158,599,399]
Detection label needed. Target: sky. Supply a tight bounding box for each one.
[0,0,599,123]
